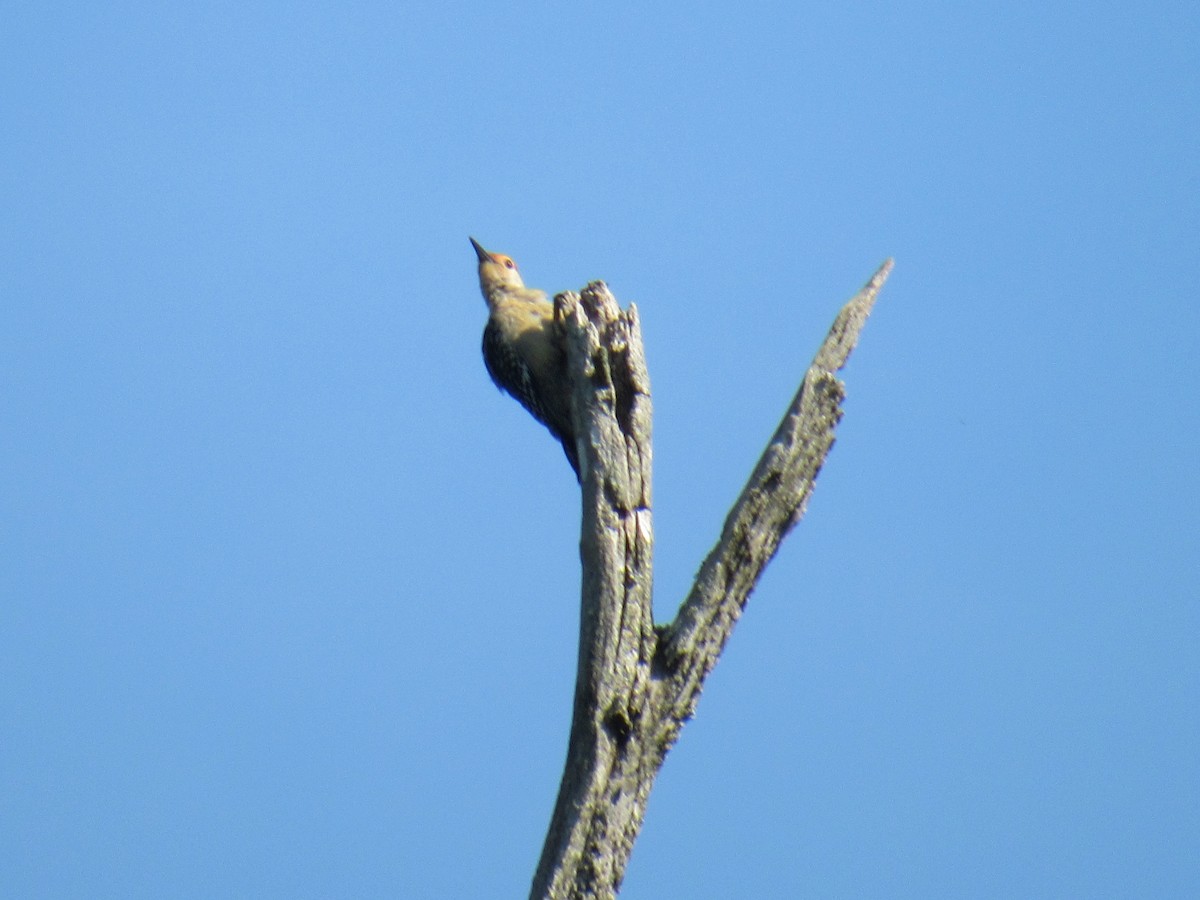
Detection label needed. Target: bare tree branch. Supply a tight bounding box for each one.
[530,283,655,900]
[531,261,894,899]
[658,258,894,713]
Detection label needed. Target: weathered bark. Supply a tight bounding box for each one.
[531,261,894,900]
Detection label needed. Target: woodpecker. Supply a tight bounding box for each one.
[470,237,579,480]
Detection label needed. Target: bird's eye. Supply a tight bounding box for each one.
[504,258,516,269]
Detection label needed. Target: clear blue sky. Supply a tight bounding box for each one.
[4,2,1197,897]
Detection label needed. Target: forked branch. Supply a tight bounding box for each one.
[531,261,894,900]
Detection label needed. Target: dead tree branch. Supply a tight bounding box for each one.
[531,261,894,900]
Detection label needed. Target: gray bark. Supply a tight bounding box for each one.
[531,261,894,900]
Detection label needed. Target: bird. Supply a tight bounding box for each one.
[470,237,580,480]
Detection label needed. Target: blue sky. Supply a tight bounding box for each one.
[3,2,1197,897]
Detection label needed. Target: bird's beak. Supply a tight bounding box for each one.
[469,236,491,263]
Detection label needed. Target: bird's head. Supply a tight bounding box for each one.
[470,237,526,297]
